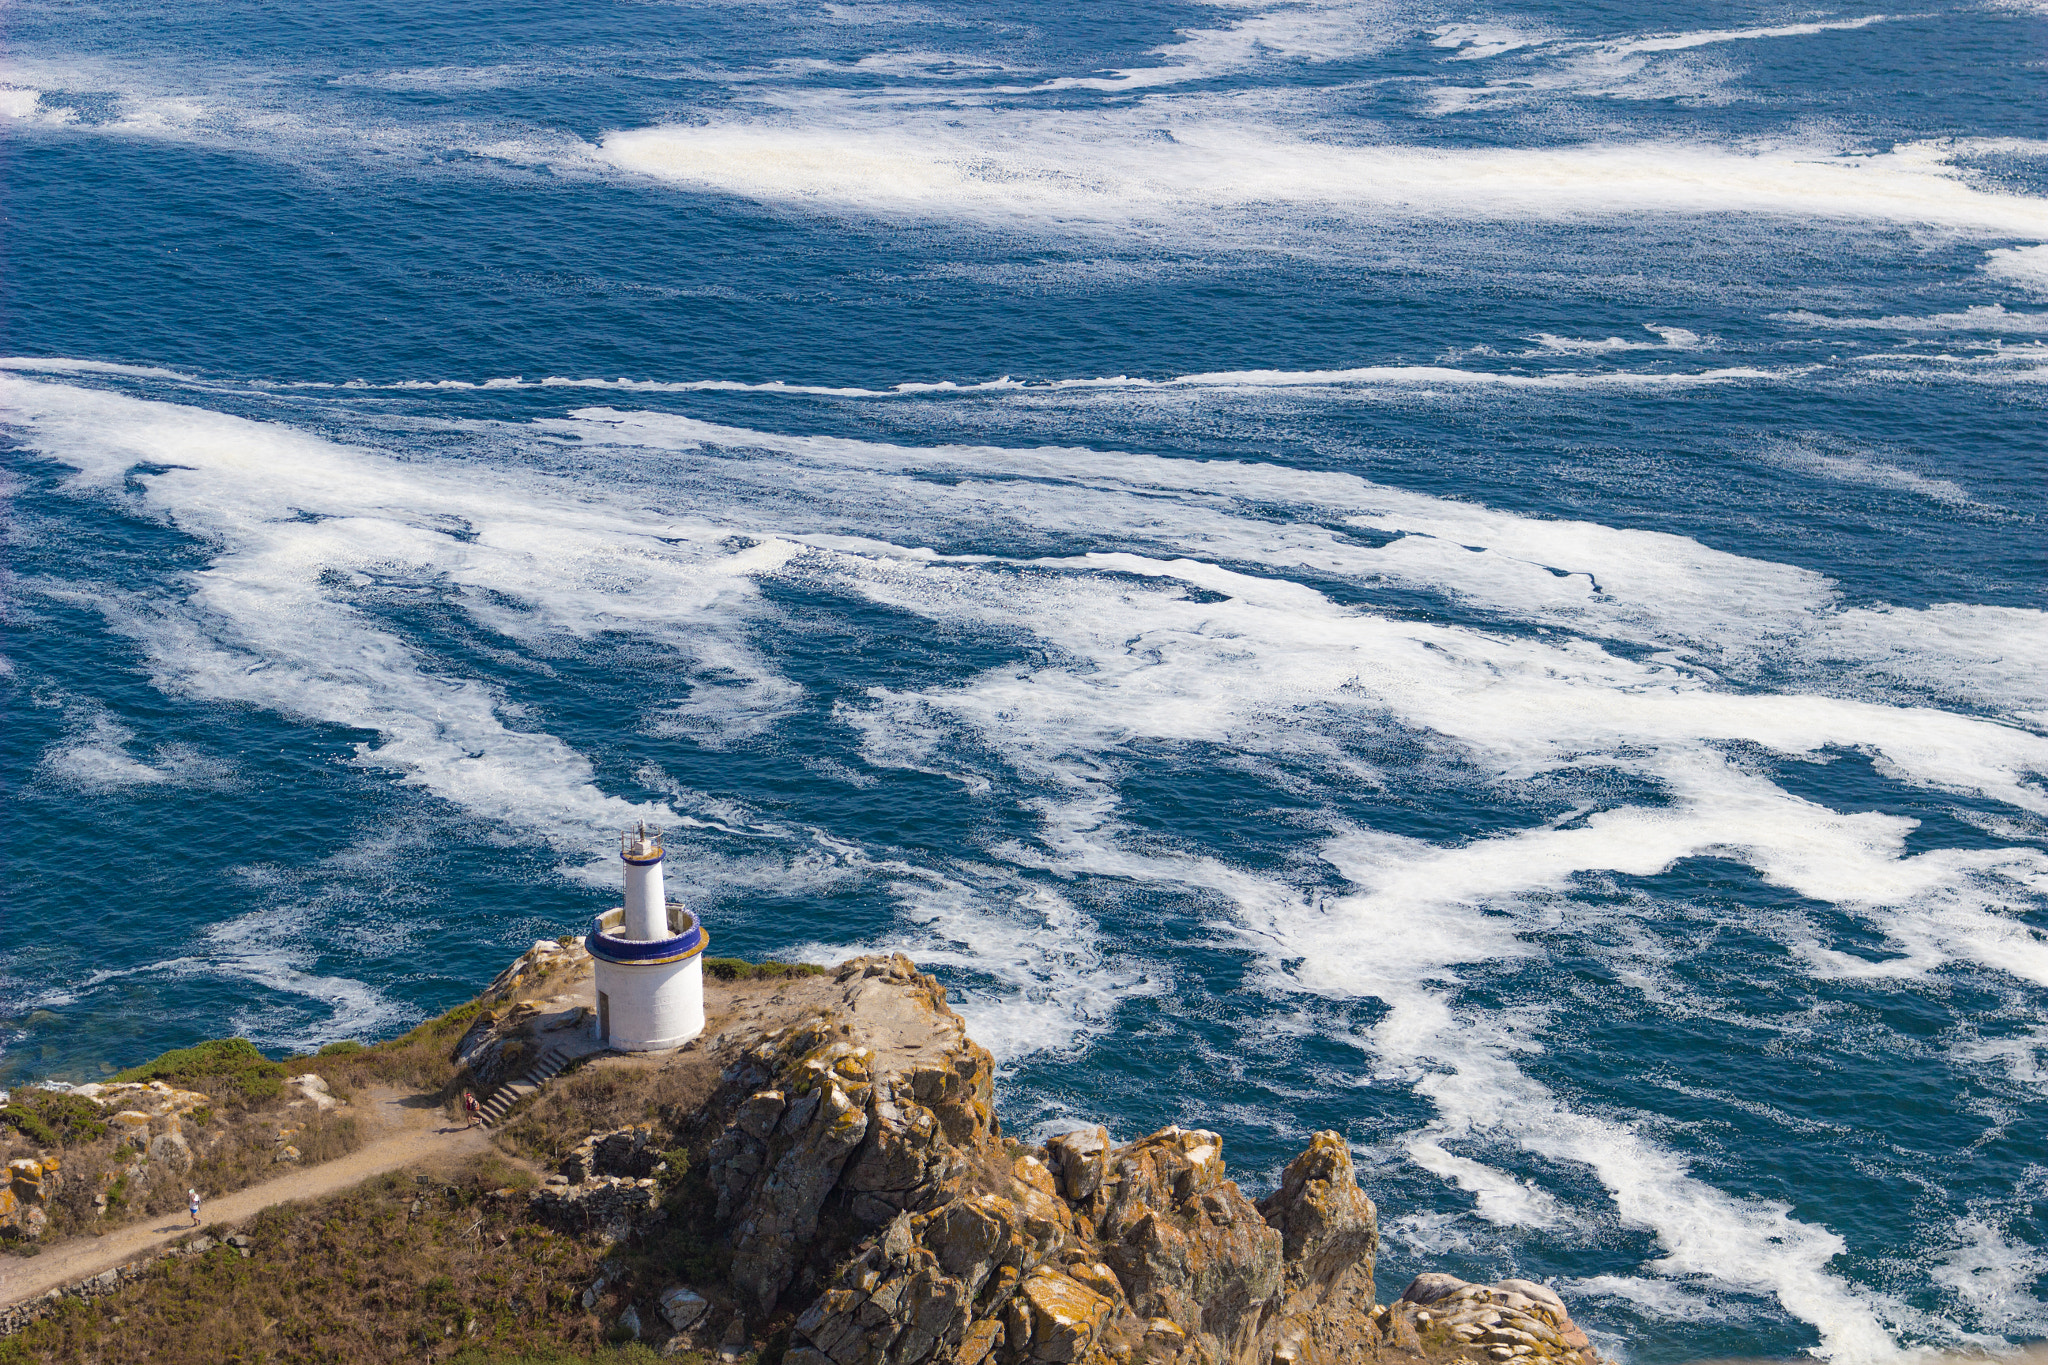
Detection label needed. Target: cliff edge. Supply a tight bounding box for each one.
[459,949,1603,1365]
[0,949,1606,1365]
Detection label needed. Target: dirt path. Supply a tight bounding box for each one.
[0,1087,492,1312]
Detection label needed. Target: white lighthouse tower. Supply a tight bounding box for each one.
[586,824,708,1051]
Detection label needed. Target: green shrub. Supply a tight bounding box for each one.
[0,1092,109,1147]
[111,1037,287,1104]
[37,1092,110,1143]
[0,1105,56,1147]
[317,1040,366,1056]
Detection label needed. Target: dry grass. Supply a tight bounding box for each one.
[3,997,494,1253]
[494,1057,720,1170]
[4,1104,368,1247]
[0,1154,621,1365]
[301,1000,487,1100]
[700,960,824,983]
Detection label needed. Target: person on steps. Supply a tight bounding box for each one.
[463,1090,480,1128]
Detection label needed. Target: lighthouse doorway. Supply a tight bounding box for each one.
[597,991,611,1045]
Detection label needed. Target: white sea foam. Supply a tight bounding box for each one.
[228,361,1786,397]
[0,356,201,380]
[1929,1217,2048,1337]
[1987,245,2048,294]
[1550,14,1890,59]
[560,405,2048,734]
[1800,604,2048,727]
[0,374,764,852]
[1422,13,1892,114]
[200,904,415,1050]
[1020,0,1410,92]
[37,711,231,791]
[330,64,546,92]
[1760,442,1987,509]
[1429,24,1555,60]
[599,115,2048,235]
[1951,1026,2048,1085]
[1531,324,1707,353]
[1776,304,2048,334]
[13,373,2048,1354]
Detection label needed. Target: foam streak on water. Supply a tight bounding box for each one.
[3,0,2047,1357]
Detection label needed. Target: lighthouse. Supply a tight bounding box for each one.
[586,824,708,1051]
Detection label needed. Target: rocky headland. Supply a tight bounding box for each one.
[0,948,1607,1365]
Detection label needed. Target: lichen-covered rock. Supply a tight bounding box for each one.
[486,948,1605,1365]
[737,962,1379,1365]
[728,1070,871,1312]
[1388,1274,1597,1364]
[1020,1269,1113,1363]
[65,1080,211,1118]
[530,1174,657,1239]
[148,1129,194,1175]
[660,1285,710,1332]
[1,1157,59,1241]
[1061,1125,1285,1365]
[1044,1128,1109,1202]
[1257,1131,1376,1312]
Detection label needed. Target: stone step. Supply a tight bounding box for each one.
[478,1045,573,1127]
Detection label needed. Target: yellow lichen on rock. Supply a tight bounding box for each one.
[1022,1269,1114,1363]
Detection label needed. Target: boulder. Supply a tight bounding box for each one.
[660,1286,710,1332]
[1045,1127,1110,1202]
[285,1074,340,1111]
[735,1091,787,1142]
[1400,1273,1469,1307]
[149,1130,194,1175]
[1388,1275,1597,1361]
[1257,1131,1376,1309]
[1020,1269,1112,1363]
[727,1073,871,1312]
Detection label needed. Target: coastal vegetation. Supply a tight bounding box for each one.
[0,1155,629,1364]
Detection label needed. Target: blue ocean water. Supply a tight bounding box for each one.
[3,0,2046,1357]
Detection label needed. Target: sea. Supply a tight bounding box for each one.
[2,0,2045,1357]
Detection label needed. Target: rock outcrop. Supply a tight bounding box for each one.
[1,1157,58,1241]
[452,951,1608,1365]
[558,954,1422,1365]
[531,1123,667,1240]
[1383,1274,1597,1365]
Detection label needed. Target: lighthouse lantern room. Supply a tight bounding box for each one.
[586,824,708,1051]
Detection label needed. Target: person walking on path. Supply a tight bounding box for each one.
[187,1189,201,1226]
[462,1091,480,1129]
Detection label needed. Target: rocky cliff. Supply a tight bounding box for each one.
[463,951,1607,1365]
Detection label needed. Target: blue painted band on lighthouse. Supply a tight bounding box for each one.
[622,850,665,866]
[586,904,706,966]
[586,928,707,966]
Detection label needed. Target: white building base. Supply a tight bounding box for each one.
[593,953,706,1052]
